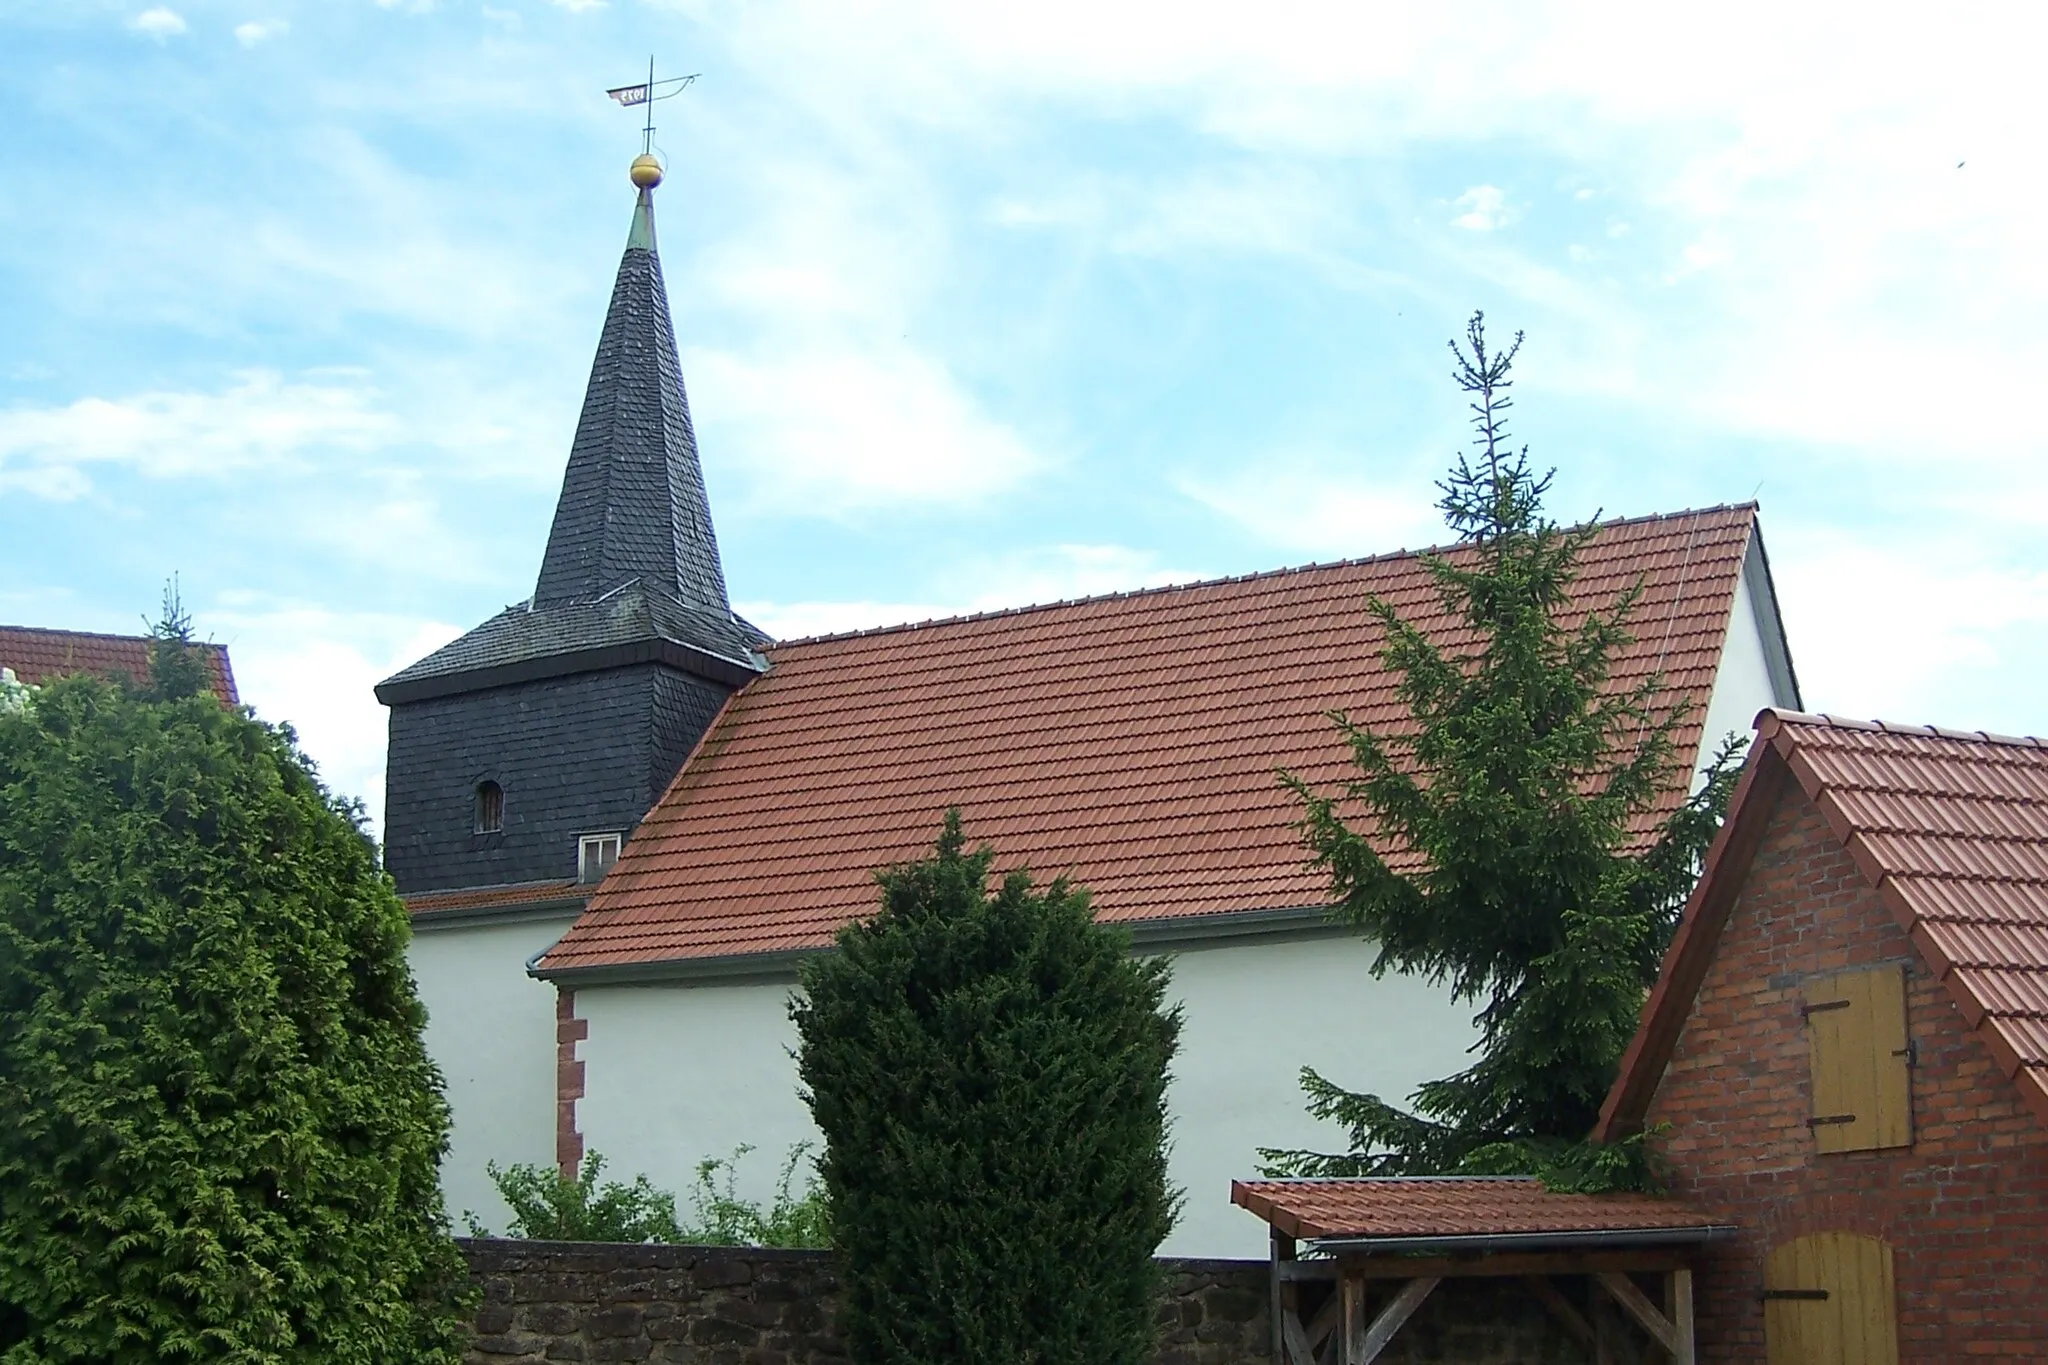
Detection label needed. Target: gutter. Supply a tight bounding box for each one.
[530,904,1346,986]
[1303,1225,1739,1258]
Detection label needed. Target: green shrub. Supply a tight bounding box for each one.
[469,1153,684,1243]
[0,674,470,1364]
[471,1145,830,1248]
[794,811,1182,1365]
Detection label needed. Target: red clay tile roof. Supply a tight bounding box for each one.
[540,506,1764,976]
[405,880,587,918]
[1599,710,2048,1139]
[1230,1178,1729,1243]
[0,625,237,705]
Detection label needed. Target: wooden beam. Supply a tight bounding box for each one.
[1523,1275,1595,1347]
[1342,1248,1690,1280]
[1354,1275,1440,1364]
[1303,1288,1341,1355]
[1668,1269,1696,1365]
[1596,1272,1680,1356]
[1280,1305,1315,1365]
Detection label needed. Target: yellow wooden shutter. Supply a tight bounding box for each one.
[1803,966,1912,1153]
[1764,1233,1898,1365]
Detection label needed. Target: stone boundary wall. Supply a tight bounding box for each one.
[460,1240,1268,1365]
[460,1239,1648,1364]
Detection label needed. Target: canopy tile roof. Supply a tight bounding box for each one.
[1600,710,2048,1138]
[0,625,237,705]
[538,505,1770,977]
[1231,1178,1729,1245]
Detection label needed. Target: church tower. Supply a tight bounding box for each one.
[376,155,766,896]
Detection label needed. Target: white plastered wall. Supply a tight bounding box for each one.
[1695,549,1793,783]
[574,932,1480,1259]
[409,915,575,1233]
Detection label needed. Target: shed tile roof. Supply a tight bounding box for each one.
[1230,1178,1728,1243]
[1599,710,2048,1138]
[539,505,1765,976]
[0,625,237,705]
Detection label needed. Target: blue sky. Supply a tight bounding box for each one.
[4,0,2045,821]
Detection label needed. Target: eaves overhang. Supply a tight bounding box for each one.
[530,903,1345,986]
[375,636,764,706]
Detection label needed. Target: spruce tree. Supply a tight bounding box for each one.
[0,674,471,1363]
[793,812,1181,1365]
[1262,314,1740,1186]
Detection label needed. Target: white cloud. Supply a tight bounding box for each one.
[548,0,606,9]
[0,371,397,498]
[686,345,1040,510]
[128,6,186,38]
[1451,185,1512,232]
[1770,528,2048,738]
[233,18,288,46]
[202,602,465,825]
[738,543,1203,641]
[1181,464,1443,561]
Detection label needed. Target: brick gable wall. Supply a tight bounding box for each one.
[1645,783,2048,1360]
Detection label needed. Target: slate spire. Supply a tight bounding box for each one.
[532,171,730,612]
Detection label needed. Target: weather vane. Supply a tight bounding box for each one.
[606,57,699,160]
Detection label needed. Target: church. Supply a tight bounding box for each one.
[381,154,1802,1256]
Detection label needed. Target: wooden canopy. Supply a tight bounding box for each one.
[1232,1178,1734,1365]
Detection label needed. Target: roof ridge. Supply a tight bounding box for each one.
[1,623,228,652]
[1765,708,2048,750]
[770,503,1758,650]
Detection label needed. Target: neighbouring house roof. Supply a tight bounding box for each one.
[536,503,1782,979]
[1598,709,2048,1140]
[376,182,766,708]
[1230,1178,1732,1250]
[405,879,588,926]
[0,625,238,705]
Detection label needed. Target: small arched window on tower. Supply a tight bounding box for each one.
[474,780,504,835]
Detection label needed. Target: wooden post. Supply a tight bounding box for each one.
[1596,1271,1681,1357]
[1668,1268,1696,1365]
[1270,1230,1293,1365]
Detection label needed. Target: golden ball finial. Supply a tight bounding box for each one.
[629,153,664,189]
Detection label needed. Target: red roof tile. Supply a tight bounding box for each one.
[1600,711,2048,1139]
[1230,1178,1729,1244]
[541,506,1763,975]
[0,625,237,705]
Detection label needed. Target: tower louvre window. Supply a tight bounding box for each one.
[474,781,504,834]
[579,833,623,884]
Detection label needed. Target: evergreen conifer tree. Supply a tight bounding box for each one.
[1261,314,1740,1186]
[144,578,212,704]
[0,673,471,1363]
[793,812,1181,1365]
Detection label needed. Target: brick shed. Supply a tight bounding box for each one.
[1595,709,2048,1362]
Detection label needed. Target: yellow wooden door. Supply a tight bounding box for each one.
[1763,1233,1898,1365]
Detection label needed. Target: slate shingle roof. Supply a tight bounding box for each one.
[538,504,1769,976]
[378,186,761,704]
[1230,1178,1730,1243]
[1600,710,2048,1137]
[0,625,237,704]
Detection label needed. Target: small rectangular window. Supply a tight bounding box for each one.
[578,833,623,884]
[1804,965,1912,1153]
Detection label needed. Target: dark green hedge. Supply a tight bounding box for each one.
[0,676,469,1364]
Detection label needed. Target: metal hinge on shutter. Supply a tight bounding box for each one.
[1807,1114,1857,1128]
[1801,999,1851,1017]
[1761,1289,1830,1301]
